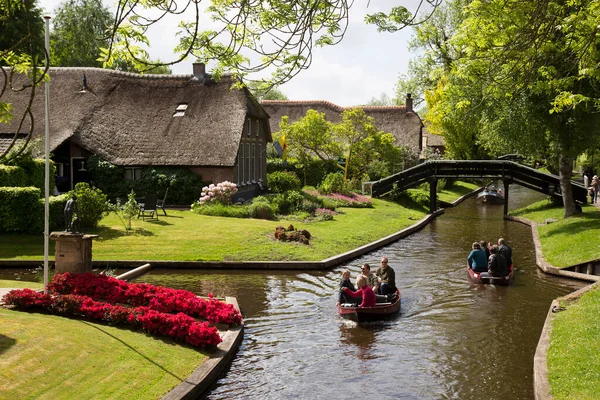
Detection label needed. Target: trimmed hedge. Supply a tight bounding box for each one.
[0,165,27,187]
[0,187,68,233]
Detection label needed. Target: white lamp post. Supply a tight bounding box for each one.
[43,15,51,294]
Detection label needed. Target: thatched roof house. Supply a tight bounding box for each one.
[1,64,271,197]
[260,96,424,152]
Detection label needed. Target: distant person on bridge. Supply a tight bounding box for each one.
[376,257,396,296]
[497,238,513,267]
[468,242,488,272]
[591,176,599,204]
[488,245,509,277]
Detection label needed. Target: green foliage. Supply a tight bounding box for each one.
[48,193,69,231]
[190,202,250,219]
[267,157,338,187]
[0,0,45,66]
[50,0,113,67]
[318,173,350,195]
[107,190,139,230]
[0,187,41,233]
[272,190,304,215]
[247,199,276,220]
[0,165,27,186]
[245,81,288,101]
[69,182,108,229]
[267,171,301,194]
[87,156,204,205]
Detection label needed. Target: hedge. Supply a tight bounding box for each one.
[0,165,27,187]
[0,187,68,233]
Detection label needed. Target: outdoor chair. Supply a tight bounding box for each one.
[156,187,169,216]
[138,194,158,220]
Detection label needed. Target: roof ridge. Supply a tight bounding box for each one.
[260,99,406,111]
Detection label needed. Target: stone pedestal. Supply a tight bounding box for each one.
[50,232,99,274]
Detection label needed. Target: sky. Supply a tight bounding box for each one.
[38,0,419,107]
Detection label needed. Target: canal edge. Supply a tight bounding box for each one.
[161,296,244,400]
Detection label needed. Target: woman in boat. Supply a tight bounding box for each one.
[488,245,509,277]
[338,269,357,304]
[341,275,376,308]
[357,263,378,292]
[480,240,491,259]
[468,242,488,272]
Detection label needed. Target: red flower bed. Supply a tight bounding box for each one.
[2,289,221,348]
[48,273,242,325]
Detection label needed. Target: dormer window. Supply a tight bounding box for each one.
[173,103,188,117]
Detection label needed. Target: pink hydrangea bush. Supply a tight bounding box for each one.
[198,181,238,205]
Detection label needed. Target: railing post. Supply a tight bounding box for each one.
[503,179,510,215]
[430,177,437,213]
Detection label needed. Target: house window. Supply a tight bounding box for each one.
[240,144,245,184]
[246,143,251,183]
[255,120,260,137]
[124,168,143,181]
[258,142,263,181]
[173,103,188,117]
[252,143,256,181]
[247,118,252,136]
[237,147,243,184]
[55,163,64,177]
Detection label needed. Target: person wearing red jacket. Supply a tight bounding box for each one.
[342,275,376,307]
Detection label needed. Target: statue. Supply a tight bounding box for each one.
[64,194,80,233]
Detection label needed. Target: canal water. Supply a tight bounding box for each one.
[132,186,585,400]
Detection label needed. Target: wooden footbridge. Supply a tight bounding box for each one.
[369,160,588,214]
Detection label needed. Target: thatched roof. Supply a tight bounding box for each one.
[260,100,423,150]
[1,67,271,166]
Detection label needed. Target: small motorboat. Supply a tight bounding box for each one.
[337,289,401,322]
[477,185,505,204]
[467,265,514,286]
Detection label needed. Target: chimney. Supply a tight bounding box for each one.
[406,93,413,112]
[192,62,206,79]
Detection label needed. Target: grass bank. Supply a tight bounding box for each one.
[0,182,478,263]
[0,307,208,400]
[0,279,43,289]
[511,200,600,267]
[547,286,600,399]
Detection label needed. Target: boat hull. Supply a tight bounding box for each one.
[467,265,514,286]
[477,191,505,204]
[337,289,401,322]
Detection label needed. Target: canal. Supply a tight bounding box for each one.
[133,186,585,400]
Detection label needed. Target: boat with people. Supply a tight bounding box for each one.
[467,265,514,286]
[337,289,401,322]
[477,184,505,204]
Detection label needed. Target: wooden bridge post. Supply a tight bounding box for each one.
[430,178,437,213]
[503,180,510,215]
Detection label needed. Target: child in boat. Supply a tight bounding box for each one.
[338,269,357,305]
[468,242,488,272]
[342,275,376,308]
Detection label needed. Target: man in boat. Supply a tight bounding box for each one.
[488,245,509,277]
[341,275,376,307]
[376,257,396,295]
[357,263,378,293]
[497,238,513,267]
[468,242,488,272]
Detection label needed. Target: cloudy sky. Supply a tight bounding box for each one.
[39,0,419,106]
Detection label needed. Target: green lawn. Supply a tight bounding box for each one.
[548,286,600,400]
[0,198,430,262]
[0,308,207,400]
[511,201,600,267]
[0,280,43,289]
[437,181,480,204]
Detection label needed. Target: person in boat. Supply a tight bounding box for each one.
[488,245,509,277]
[376,257,396,295]
[341,275,376,308]
[497,238,513,267]
[357,263,378,292]
[479,240,491,259]
[468,242,488,272]
[338,269,357,305]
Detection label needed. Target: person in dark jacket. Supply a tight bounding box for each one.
[497,238,513,267]
[488,245,509,277]
[468,242,488,272]
[338,269,358,304]
[376,257,396,295]
[479,240,490,259]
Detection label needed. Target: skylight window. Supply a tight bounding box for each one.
[173,103,188,117]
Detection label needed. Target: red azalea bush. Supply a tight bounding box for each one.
[48,273,242,325]
[2,289,221,348]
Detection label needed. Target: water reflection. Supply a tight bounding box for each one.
[136,186,586,400]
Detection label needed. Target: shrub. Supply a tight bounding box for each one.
[0,165,27,187]
[267,171,302,193]
[69,182,109,229]
[107,190,139,230]
[273,190,304,214]
[314,208,335,221]
[191,202,250,218]
[198,181,238,205]
[49,194,69,230]
[318,173,351,196]
[248,200,276,220]
[0,187,42,233]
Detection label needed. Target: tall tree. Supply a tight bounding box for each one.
[50,0,112,67]
[245,81,288,102]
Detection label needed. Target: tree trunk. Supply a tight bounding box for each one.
[559,153,576,218]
